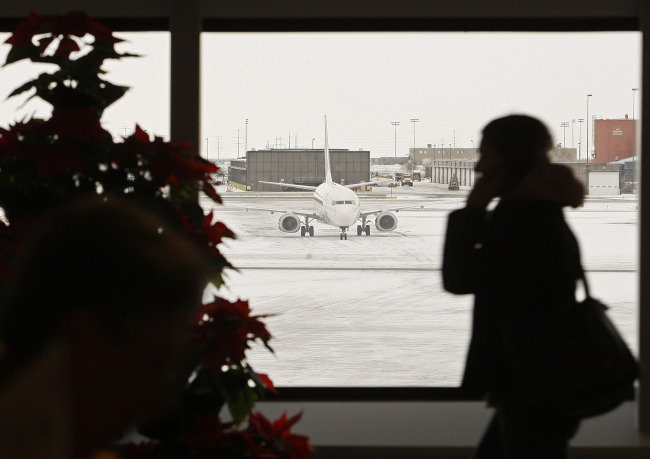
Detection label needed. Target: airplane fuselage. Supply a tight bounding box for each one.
[313,182,361,229]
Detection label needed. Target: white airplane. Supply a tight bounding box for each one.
[249,116,422,240]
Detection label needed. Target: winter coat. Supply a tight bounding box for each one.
[443,199,582,397]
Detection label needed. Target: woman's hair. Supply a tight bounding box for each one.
[0,195,210,370]
[481,115,553,176]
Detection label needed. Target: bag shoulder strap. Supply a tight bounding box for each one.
[577,263,593,300]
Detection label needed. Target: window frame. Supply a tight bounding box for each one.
[0,0,648,435]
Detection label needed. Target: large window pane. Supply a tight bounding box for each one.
[0,32,170,141]
[201,32,641,387]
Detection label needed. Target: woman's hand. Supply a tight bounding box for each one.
[467,169,508,210]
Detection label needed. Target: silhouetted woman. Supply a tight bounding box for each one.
[443,115,585,458]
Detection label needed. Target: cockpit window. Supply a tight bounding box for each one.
[344,200,354,204]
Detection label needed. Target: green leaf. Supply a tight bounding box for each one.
[215,368,258,424]
[228,387,259,424]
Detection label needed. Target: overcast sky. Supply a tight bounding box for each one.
[0,31,641,160]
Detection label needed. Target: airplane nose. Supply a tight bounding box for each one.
[329,209,357,227]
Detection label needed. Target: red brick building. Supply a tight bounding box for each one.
[594,117,638,163]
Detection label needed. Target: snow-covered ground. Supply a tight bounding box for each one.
[203,182,638,386]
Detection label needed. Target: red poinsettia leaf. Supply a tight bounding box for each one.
[5,11,47,47]
[177,140,191,150]
[273,410,304,433]
[53,12,90,38]
[246,411,312,458]
[286,433,314,458]
[245,318,272,341]
[202,182,223,204]
[202,211,214,227]
[54,36,81,58]
[247,411,273,437]
[257,373,278,395]
[133,124,149,143]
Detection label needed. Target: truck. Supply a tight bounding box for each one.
[401,173,414,186]
[448,174,459,190]
[412,172,422,182]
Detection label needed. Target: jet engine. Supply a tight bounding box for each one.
[278,213,301,233]
[374,211,398,231]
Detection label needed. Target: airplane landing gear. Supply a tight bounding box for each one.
[340,232,347,240]
[358,217,371,236]
[300,217,315,237]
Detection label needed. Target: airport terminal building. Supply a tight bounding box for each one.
[229,148,371,191]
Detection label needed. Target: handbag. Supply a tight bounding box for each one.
[510,267,639,418]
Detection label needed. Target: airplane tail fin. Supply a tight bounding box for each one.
[324,115,333,183]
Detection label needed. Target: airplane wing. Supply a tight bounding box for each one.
[344,181,380,189]
[244,207,327,222]
[259,181,318,191]
[261,180,377,191]
[359,204,424,218]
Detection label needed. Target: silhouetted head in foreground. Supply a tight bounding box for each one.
[478,114,552,178]
[0,195,210,457]
[475,114,583,207]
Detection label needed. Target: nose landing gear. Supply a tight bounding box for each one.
[339,227,348,240]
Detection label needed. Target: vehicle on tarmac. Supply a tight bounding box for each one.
[373,177,399,187]
[448,174,460,190]
[401,173,414,186]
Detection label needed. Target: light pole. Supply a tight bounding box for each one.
[560,121,569,148]
[572,119,575,148]
[205,136,222,163]
[448,144,452,183]
[245,119,249,157]
[578,119,584,161]
[410,118,419,158]
[391,121,400,157]
[586,94,592,163]
[471,139,475,161]
[235,129,242,158]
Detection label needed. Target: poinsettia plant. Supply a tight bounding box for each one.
[0,11,311,458]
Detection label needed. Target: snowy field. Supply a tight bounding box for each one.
[202,182,638,387]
